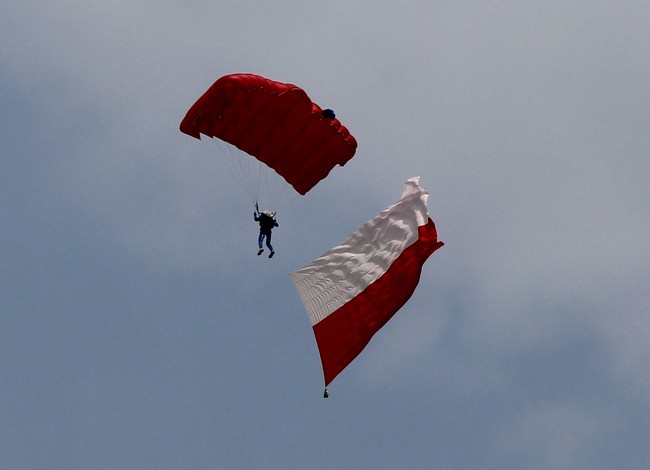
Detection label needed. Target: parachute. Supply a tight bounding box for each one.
[180,73,358,195]
[290,178,444,387]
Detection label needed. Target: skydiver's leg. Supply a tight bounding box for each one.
[266,232,275,258]
[265,232,273,252]
[257,232,264,255]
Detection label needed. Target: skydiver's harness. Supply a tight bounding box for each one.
[257,215,277,232]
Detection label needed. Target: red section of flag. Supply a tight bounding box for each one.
[312,219,444,386]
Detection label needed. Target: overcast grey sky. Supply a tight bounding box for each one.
[2,2,649,469]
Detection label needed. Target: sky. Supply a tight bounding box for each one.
[2,2,649,469]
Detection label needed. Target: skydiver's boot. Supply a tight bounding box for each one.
[268,251,275,258]
[257,249,264,256]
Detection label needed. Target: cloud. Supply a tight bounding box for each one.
[3,2,650,469]
[495,402,608,469]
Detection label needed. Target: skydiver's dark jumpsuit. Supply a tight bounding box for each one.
[254,212,278,254]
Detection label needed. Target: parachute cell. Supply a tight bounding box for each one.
[290,178,444,386]
[180,73,357,195]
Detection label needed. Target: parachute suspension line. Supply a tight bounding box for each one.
[256,161,263,202]
[208,138,290,211]
[199,137,301,213]
[252,159,300,214]
[201,138,258,204]
[253,160,267,209]
[224,141,260,203]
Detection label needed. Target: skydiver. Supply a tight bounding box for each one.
[254,210,279,258]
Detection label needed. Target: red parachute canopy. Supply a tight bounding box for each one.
[180,73,358,195]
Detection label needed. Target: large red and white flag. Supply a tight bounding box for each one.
[290,177,444,386]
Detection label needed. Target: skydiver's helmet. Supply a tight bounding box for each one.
[261,211,275,218]
[322,109,336,120]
